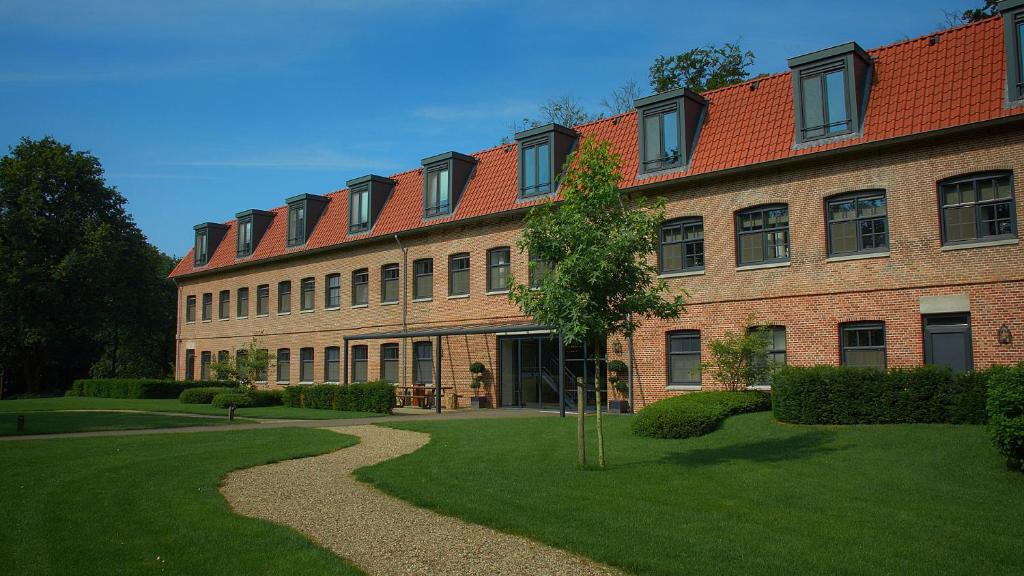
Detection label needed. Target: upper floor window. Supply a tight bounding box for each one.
[218,290,230,320]
[185,295,196,323]
[349,186,370,233]
[667,330,701,386]
[520,138,552,197]
[380,343,399,383]
[528,253,550,289]
[325,346,341,383]
[201,293,212,321]
[325,273,341,309]
[827,191,888,256]
[736,205,790,266]
[276,348,290,383]
[840,322,886,370]
[236,217,253,257]
[352,268,369,306]
[351,345,368,383]
[256,284,270,316]
[299,347,314,383]
[939,172,1016,245]
[194,230,209,266]
[487,247,511,292]
[413,258,433,300]
[1004,3,1024,102]
[381,264,400,303]
[287,202,306,246]
[278,281,291,314]
[449,253,470,296]
[798,64,850,141]
[660,217,704,274]
[237,287,249,318]
[424,166,450,217]
[641,105,681,172]
[1017,15,1024,100]
[300,277,315,311]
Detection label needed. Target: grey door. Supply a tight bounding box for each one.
[923,314,973,372]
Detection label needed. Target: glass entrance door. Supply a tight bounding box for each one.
[498,335,604,411]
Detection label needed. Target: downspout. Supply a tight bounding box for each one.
[394,234,408,388]
[174,279,182,380]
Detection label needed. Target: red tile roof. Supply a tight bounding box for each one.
[171,17,1022,279]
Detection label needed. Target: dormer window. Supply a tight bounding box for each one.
[192,222,228,267]
[346,175,395,234]
[1002,0,1024,102]
[421,152,476,218]
[234,209,273,258]
[237,219,252,256]
[642,105,680,171]
[521,138,551,197]
[285,194,328,248]
[635,87,706,175]
[514,124,577,199]
[788,42,871,145]
[425,165,450,216]
[288,203,306,245]
[349,185,369,232]
[798,64,850,139]
[195,229,209,266]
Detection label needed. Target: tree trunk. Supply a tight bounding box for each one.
[576,377,586,468]
[596,377,606,469]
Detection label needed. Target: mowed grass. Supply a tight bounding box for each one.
[0,410,233,435]
[0,396,380,420]
[357,413,1024,576]
[0,428,363,576]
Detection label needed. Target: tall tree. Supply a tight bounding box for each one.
[509,138,687,468]
[601,80,643,116]
[649,43,755,94]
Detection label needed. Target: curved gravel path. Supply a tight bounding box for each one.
[221,425,625,576]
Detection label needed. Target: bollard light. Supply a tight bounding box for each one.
[16,414,25,432]
[228,405,236,421]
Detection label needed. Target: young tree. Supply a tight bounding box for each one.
[509,137,687,468]
[210,338,272,391]
[649,43,755,94]
[601,80,643,116]
[701,318,774,391]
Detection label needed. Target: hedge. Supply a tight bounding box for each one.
[631,391,771,439]
[178,387,234,404]
[987,364,1024,472]
[282,381,396,414]
[771,364,993,425]
[70,379,234,399]
[248,389,283,407]
[211,392,254,409]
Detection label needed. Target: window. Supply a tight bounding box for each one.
[798,65,851,141]
[667,331,700,386]
[194,229,209,266]
[185,295,196,323]
[299,348,314,383]
[201,293,212,321]
[826,191,888,256]
[939,173,1016,245]
[424,166,451,217]
[520,138,552,197]
[487,247,511,292]
[278,281,291,314]
[200,351,211,380]
[349,186,370,233]
[750,326,787,387]
[256,349,268,382]
[185,349,195,380]
[351,345,368,383]
[325,346,341,383]
[256,284,269,316]
[414,341,433,385]
[841,322,886,369]
[413,258,433,300]
[218,290,230,319]
[641,105,681,172]
[1007,7,1024,102]
[381,264,399,303]
[287,202,306,246]
[214,350,229,379]
[217,350,229,364]
[380,343,399,383]
[529,253,550,289]
[660,218,704,273]
[352,268,369,306]
[237,287,249,318]
[448,253,470,296]
[325,273,341,309]
[237,217,253,257]
[1017,16,1024,100]
[300,277,315,311]
[736,205,790,266]
[276,349,290,383]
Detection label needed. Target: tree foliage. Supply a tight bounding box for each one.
[210,338,272,391]
[600,80,642,116]
[700,318,774,391]
[941,1,999,28]
[649,42,755,93]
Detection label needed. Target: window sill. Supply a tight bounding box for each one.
[237,316,249,320]
[667,385,701,391]
[750,385,771,391]
[218,318,230,322]
[826,251,890,263]
[277,312,290,316]
[736,261,790,272]
[256,314,269,318]
[324,306,341,311]
[186,321,195,325]
[381,301,399,306]
[412,297,433,303]
[276,381,289,385]
[201,320,211,323]
[658,269,705,279]
[299,309,314,314]
[447,294,470,300]
[485,290,510,296]
[299,381,313,385]
[941,238,1018,251]
[325,381,340,385]
[351,304,368,309]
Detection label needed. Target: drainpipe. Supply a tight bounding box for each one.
[174,279,182,380]
[393,234,409,388]
[627,329,635,410]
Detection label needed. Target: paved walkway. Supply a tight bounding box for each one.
[221,425,625,576]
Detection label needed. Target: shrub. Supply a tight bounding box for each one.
[71,378,233,399]
[178,387,234,404]
[248,389,283,407]
[281,381,396,414]
[211,392,254,409]
[631,391,770,439]
[987,364,1024,472]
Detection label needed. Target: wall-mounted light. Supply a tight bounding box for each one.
[998,323,1013,346]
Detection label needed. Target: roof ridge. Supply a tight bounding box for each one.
[868,14,1001,55]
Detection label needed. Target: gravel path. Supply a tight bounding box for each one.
[221,425,626,576]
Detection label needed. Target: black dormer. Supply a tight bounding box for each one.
[1001,0,1024,103]
[285,193,329,248]
[345,175,395,234]
[788,42,872,145]
[514,123,577,199]
[234,209,274,258]
[193,222,228,267]
[634,87,706,174]
[421,151,477,218]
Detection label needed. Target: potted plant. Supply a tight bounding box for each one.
[606,359,630,413]
[468,362,490,409]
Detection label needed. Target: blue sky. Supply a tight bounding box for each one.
[0,0,979,257]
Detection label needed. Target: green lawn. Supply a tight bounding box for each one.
[0,410,233,435]
[0,396,380,420]
[0,428,364,575]
[357,413,1023,576]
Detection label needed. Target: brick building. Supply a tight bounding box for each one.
[170,9,1024,411]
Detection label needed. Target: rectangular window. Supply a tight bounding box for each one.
[201,293,212,321]
[325,346,341,383]
[425,166,451,217]
[827,192,888,256]
[276,349,290,383]
[194,230,209,266]
[667,331,701,386]
[413,258,433,300]
[528,253,550,289]
[520,138,552,197]
[380,343,399,383]
[381,264,399,303]
[237,218,253,256]
[185,295,196,323]
[278,281,291,314]
[325,273,341,308]
[641,105,681,172]
[414,341,433,385]
[287,202,306,246]
[351,345,368,383]
[841,322,886,369]
[448,253,470,296]
[200,351,211,380]
[300,347,314,383]
[660,218,704,273]
[218,350,229,364]
[218,290,230,319]
[798,65,851,141]
[185,349,195,380]
[750,326,787,387]
[237,287,249,318]
[256,349,268,382]
[487,247,511,292]
[1017,19,1024,99]
[300,277,315,311]
[939,173,1016,245]
[349,186,370,233]
[736,205,790,266]
[256,284,269,316]
[352,268,369,306]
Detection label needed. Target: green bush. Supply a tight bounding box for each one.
[71,378,234,399]
[178,387,234,404]
[987,364,1024,472]
[211,392,254,409]
[631,391,771,439]
[772,365,995,425]
[248,389,283,407]
[282,381,395,414]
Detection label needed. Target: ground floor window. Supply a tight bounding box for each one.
[414,341,433,385]
[667,331,700,386]
[323,346,340,383]
[380,343,399,383]
[185,349,195,380]
[351,345,367,383]
[300,348,314,382]
[200,351,211,380]
[840,322,886,369]
[257,349,268,382]
[276,349,290,383]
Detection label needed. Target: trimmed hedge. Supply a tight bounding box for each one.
[282,381,396,414]
[211,392,254,409]
[987,364,1024,471]
[248,389,283,407]
[772,364,993,425]
[631,391,771,439]
[70,378,234,399]
[178,387,234,404]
